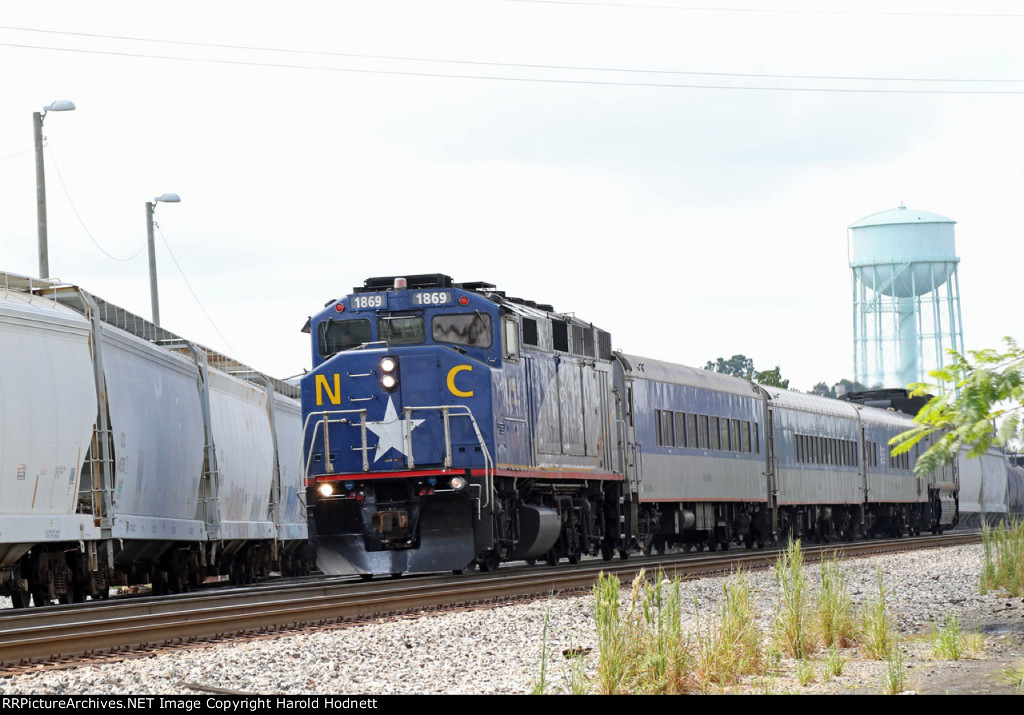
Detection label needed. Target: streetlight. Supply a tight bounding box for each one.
[145,193,181,326]
[34,99,76,279]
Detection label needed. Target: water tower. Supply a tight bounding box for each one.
[849,205,965,389]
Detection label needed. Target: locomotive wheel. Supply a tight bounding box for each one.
[480,553,501,572]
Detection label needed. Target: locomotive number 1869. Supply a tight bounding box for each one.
[351,294,384,309]
[413,291,452,305]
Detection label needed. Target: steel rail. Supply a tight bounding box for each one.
[0,532,980,667]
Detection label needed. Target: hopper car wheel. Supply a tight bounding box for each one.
[525,558,537,566]
[359,574,374,582]
[655,538,666,556]
[618,548,630,560]
[390,573,403,579]
[479,553,500,572]
[30,586,48,608]
[544,550,559,567]
[10,590,29,609]
[568,551,582,565]
[600,543,614,561]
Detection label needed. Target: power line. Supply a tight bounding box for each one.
[498,0,1024,18]
[0,146,31,164]
[155,224,240,361]
[0,24,1020,84]
[45,142,148,263]
[5,40,1024,94]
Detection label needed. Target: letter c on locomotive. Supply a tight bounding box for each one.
[446,365,474,397]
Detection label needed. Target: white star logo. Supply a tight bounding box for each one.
[366,396,425,463]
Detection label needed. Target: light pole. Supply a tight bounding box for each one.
[145,193,181,326]
[34,100,76,279]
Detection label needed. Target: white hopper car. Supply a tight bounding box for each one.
[0,272,308,607]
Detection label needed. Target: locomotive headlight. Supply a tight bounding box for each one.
[450,476,467,491]
[318,483,335,497]
[380,356,399,391]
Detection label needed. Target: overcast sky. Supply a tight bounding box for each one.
[1,0,1022,390]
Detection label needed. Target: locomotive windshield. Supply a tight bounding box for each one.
[379,314,425,345]
[432,313,492,348]
[319,318,371,357]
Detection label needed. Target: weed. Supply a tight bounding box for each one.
[996,661,1024,695]
[560,643,590,695]
[772,539,815,658]
[881,647,908,694]
[930,612,964,661]
[818,552,858,648]
[860,567,897,659]
[981,520,1024,597]
[822,646,846,681]
[593,572,629,694]
[695,567,764,689]
[531,600,552,694]
[795,657,816,686]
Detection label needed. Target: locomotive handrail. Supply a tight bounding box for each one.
[301,409,370,475]
[301,404,494,514]
[401,404,494,512]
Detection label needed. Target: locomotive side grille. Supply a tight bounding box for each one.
[572,324,595,358]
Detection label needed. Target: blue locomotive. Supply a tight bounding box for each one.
[300,274,959,577]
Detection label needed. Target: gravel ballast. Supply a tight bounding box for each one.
[1,544,1022,695]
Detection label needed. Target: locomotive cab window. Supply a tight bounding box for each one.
[502,317,519,360]
[319,318,372,357]
[432,313,493,348]
[379,315,425,345]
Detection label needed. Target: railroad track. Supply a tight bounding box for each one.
[0,532,980,669]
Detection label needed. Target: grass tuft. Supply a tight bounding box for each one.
[860,567,897,660]
[772,539,815,659]
[981,520,1024,597]
[817,552,859,649]
[881,647,908,694]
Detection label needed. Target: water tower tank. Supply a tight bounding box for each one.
[849,206,965,389]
